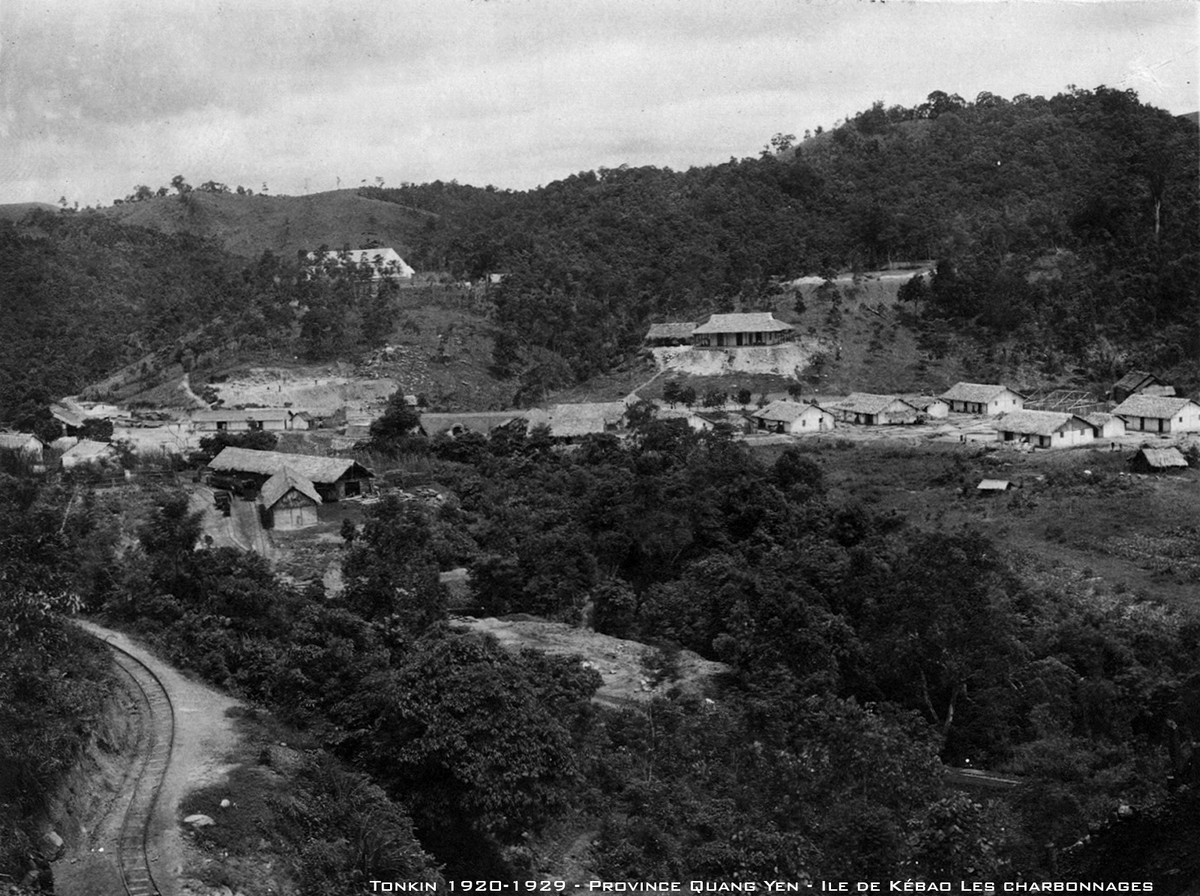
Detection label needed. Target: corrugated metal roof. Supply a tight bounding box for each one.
[208,447,372,483]
[1135,447,1188,468]
[996,410,1090,436]
[259,467,322,508]
[692,313,793,335]
[1112,394,1198,420]
[645,322,696,340]
[941,382,1023,404]
[833,393,917,416]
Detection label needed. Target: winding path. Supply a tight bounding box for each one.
[56,623,242,896]
[108,645,175,896]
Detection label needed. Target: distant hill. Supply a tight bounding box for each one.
[101,189,433,261]
[1182,111,1199,126]
[0,202,58,222]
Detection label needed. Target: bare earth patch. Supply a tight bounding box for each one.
[455,616,729,706]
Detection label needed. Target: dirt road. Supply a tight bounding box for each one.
[55,623,242,896]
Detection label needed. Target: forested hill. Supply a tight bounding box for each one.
[101,188,430,260]
[366,87,1199,392]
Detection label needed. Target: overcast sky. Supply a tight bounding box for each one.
[1,0,1196,205]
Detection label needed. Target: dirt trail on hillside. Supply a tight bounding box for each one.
[55,622,243,896]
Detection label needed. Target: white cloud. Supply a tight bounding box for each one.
[1,0,1196,203]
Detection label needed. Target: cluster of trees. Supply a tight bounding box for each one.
[5,413,1200,881]
[111,176,262,205]
[364,87,1198,393]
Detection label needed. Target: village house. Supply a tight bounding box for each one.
[208,447,373,500]
[903,396,950,419]
[1129,447,1189,474]
[752,400,836,435]
[995,410,1095,449]
[1111,395,1200,434]
[644,322,697,348]
[308,247,415,280]
[1112,371,1174,403]
[830,393,920,425]
[61,439,119,469]
[692,313,793,348]
[940,383,1025,415]
[1084,412,1126,440]
[192,408,307,433]
[0,432,45,464]
[258,467,322,530]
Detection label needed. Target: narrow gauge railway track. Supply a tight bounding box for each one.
[106,642,176,896]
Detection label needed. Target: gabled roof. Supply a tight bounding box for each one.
[546,402,627,438]
[1134,447,1188,469]
[905,395,949,410]
[0,432,43,451]
[1084,412,1119,427]
[208,447,373,484]
[310,247,414,276]
[995,410,1091,436]
[941,382,1024,404]
[1114,370,1162,392]
[833,393,918,415]
[259,467,322,508]
[692,313,793,335]
[645,322,696,341]
[1111,394,1199,420]
[753,400,827,423]
[194,408,293,424]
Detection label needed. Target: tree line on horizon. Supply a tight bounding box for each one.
[364,86,1199,396]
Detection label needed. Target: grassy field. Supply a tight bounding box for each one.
[751,438,1200,612]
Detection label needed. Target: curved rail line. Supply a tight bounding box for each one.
[105,641,176,896]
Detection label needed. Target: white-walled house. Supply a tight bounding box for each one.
[905,396,950,419]
[692,313,794,348]
[1111,395,1200,434]
[192,408,307,433]
[752,400,836,434]
[830,393,920,425]
[941,383,1025,415]
[1085,412,1126,440]
[995,410,1094,449]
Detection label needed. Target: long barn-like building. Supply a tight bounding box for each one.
[208,447,373,500]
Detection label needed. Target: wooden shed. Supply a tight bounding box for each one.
[259,467,322,530]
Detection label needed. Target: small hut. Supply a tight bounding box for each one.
[258,467,322,530]
[1129,447,1189,474]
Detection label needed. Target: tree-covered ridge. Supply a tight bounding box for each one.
[0,210,409,427]
[366,87,1199,390]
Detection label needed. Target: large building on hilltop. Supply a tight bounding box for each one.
[691,313,793,348]
[308,247,415,280]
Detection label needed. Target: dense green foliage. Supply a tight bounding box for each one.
[0,213,406,424]
[367,87,1199,391]
[0,475,112,881]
